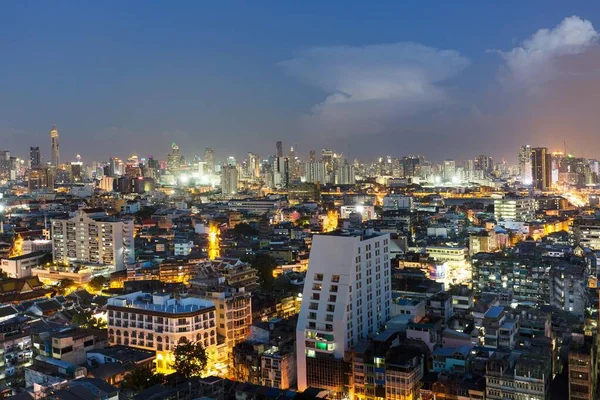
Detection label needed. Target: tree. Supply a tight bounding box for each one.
[121,365,165,393]
[134,206,156,222]
[72,311,107,330]
[171,339,208,378]
[232,223,258,237]
[88,276,108,293]
[250,253,277,291]
[55,278,77,296]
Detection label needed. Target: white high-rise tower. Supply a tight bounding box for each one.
[296,230,391,398]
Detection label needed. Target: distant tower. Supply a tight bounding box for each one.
[276,141,283,158]
[204,147,215,174]
[30,146,41,168]
[167,142,182,175]
[531,147,552,191]
[50,125,60,167]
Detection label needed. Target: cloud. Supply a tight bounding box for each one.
[492,16,598,89]
[279,42,469,136]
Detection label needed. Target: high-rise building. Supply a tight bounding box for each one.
[443,159,456,181]
[221,164,238,195]
[30,147,41,168]
[51,208,134,271]
[204,147,215,174]
[28,167,54,191]
[166,142,182,175]
[305,160,327,185]
[296,230,392,397]
[493,197,536,222]
[518,145,532,184]
[309,150,316,162]
[0,151,10,181]
[247,153,260,181]
[276,141,283,158]
[531,147,552,191]
[50,125,60,167]
[336,163,355,185]
[475,154,493,174]
[273,156,289,188]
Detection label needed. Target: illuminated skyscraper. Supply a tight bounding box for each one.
[519,145,532,184]
[276,141,283,158]
[247,153,259,181]
[50,125,60,167]
[531,147,552,191]
[166,142,182,175]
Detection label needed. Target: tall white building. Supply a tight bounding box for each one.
[51,208,134,271]
[296,230,392,398]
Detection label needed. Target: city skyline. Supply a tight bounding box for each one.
[3,2,600,161]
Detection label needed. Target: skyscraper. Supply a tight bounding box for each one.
[443,159,456,181]
[296,231,391,397]
[221,164,238,195]
[204,147,215,174]
[50,125,60,167]
[247,153,260,181]
[276,141,283,158]
[531,147,552,191]
[30,147,41,168]
[519,145,532,184]
[273,156,289,188]
[166,142,182,175]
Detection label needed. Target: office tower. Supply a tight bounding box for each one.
[166,142,182,175]
[50,125,60,167]
[221,164,238,195]
[519,145,532,184]
[276,141,283,158]
[70,162,82,182]
[248,153,259,181]
[204,147,215,174]
[28,167,54,191]
[309,150,316,162]
[51,208,134,270]
[402,156,420,177]
[30,147,41,168]
[296,230,392,397]
[288,146,297,181]
[443,159,456,181]
[273,157,289,188]
[531,147,552,191]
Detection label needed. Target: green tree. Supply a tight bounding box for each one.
[121,365,165,393]
[171,339,208,378]
[250,253,277,291]
[88,276,108,293]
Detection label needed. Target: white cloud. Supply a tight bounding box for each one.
[492,16,598,88]
[279,42,469,136]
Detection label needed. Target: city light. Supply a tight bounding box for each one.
[208,222,220,260]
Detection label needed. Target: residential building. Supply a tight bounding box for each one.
[494,197,536,222]
[51,208,134,271]
[296,230,392,398]
[106,292,216,371]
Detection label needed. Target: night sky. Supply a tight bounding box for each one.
[2,1,600,163]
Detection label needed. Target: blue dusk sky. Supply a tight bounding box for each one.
[2,1,600,163]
